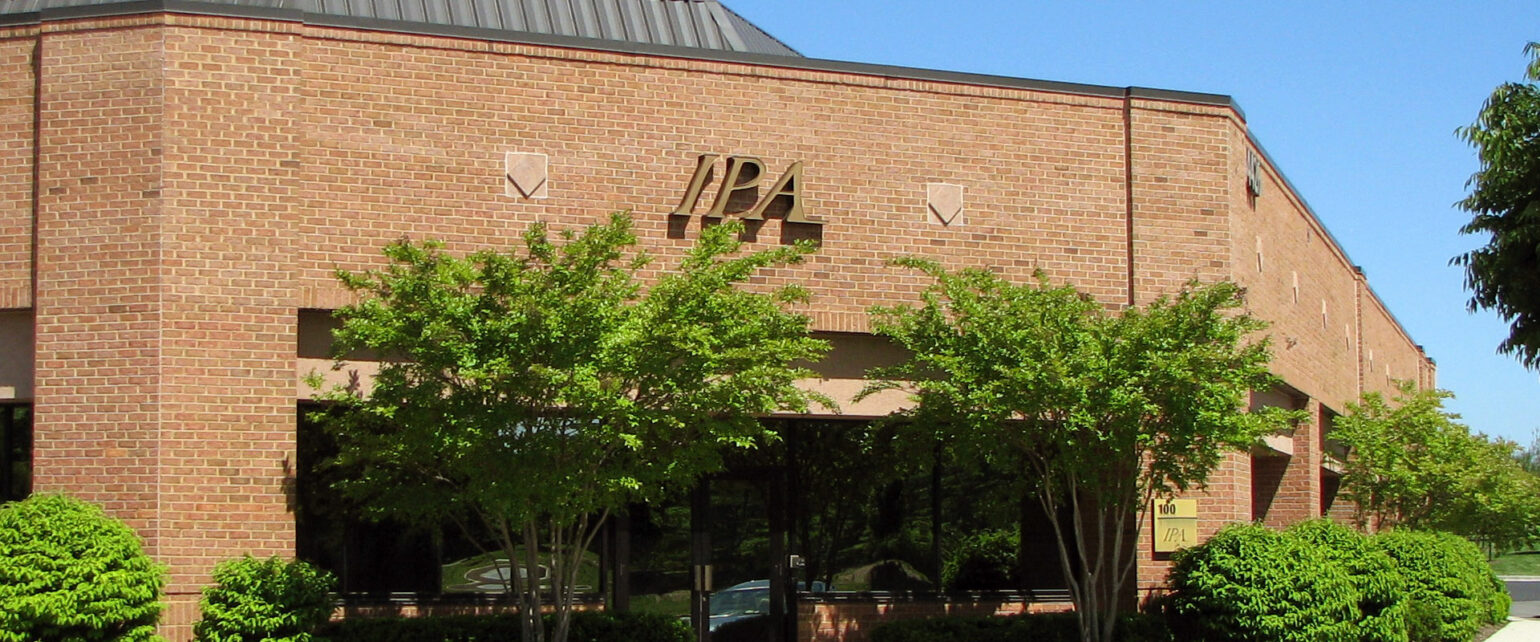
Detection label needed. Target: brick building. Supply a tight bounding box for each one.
[0,1,1434,640]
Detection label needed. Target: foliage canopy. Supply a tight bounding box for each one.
[866,262,1291,642]
[314,212,828,642]
[1334,383,1540,549]
[1454,42,1540,369]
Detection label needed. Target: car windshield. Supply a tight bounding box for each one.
[710,588,767,616]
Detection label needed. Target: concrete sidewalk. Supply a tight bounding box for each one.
[1485,618,1540,642]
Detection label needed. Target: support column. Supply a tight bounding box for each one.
[610,508,632,612]
[690,481,711,642]
[769,467,790,642]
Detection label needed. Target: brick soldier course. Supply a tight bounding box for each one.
[0,2,1432,639]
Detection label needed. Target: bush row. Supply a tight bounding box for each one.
[0,495,1512,642]
[1166,520,1509,642]
[872,521,1509,642]
[0,495,690,642]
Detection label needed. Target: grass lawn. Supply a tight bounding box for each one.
[1489,550,1540,576]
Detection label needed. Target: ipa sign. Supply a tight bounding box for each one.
[671,154,822,225]
[1151,499,1197,553]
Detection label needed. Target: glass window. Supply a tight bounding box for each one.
[1,404,30,502]
[295,405,440,595]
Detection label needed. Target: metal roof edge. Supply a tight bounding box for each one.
[713,1,800,57]
[1358,270,1432,365]
[1245,130,1356,275]
[1244,130,1432,364]
[33,0,302,24]
[300,8,1237,106]
[2,0,1242,112]
[1128,86,1245,121]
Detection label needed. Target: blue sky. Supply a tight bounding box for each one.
[727,1,1540,444]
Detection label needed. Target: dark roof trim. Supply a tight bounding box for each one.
[0,0,300,27]
[1246,131,1352,267]
[0,0,1241,113]
[1244,131,1423,356]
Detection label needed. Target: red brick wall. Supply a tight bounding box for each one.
[32,19,167,538]
[291,28,1142,320]
[154,23,305,635]
[1231,140,1368,410]
[1129,103,1235,303]
[0,32,32,309]
[1359,289,1431,397]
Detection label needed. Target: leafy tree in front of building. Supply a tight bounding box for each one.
[1454,42,1540,369]
[193,556,335,642]
[1334,383,1540,550]
[0,494,165,642]
[865,263,1296,642]
[312,212,828,642]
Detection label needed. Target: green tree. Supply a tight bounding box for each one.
[312,212,828,642]
[1454,42,1540,369]
[865,262,1292,642]
[1334,383,1540,550]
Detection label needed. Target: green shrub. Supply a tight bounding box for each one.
[316,610,690,642]
[194,556,335,642]
[1405,598,1441,642]
[1164,523,1357,642]
[1373,530,1510,642]
[1287,519,1407,642]
[868,612,1170,642]
[0,494,165,642]
[942,529,1019,591]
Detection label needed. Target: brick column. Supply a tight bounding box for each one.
[32,20,301,640]
[1259,399,1323,528]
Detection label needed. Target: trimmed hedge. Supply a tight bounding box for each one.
[0,494,165,642]
[1286,520,1407,642]
[1166,523,1358,642]
[194,556,336,642]
[1165,521,1511,642]
[1373,530,1509,642]
[869,612,1171,642]
[316,610,690,642]
[942,529,1020,591]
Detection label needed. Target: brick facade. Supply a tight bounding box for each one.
[0,10,1433,640]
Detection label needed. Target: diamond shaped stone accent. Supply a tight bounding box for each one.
[928,183,963,226]
[506,152,549,199]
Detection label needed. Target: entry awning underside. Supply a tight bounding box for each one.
[0,0,801,57]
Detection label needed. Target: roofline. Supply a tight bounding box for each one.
[0,0,1242,114]
[1244,132,1433,365]
[714,1,800,57]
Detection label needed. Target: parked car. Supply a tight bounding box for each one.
[681,579,830,640]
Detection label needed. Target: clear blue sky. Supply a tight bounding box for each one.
[728,0,1540,445]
